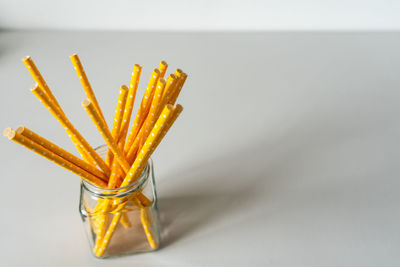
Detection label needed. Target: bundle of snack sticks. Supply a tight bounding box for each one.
[4,55,187,256]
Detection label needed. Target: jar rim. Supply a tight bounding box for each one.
[81,144,151,198]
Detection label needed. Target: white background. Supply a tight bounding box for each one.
[0,30,399,267]
[0,1,399,266]
[1,0,400,31]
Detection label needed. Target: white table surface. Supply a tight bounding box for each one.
[0,31,399,266]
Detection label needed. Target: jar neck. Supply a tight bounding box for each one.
[81,160,151,199]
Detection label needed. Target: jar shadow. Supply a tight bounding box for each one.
[157,111,376,249]
[157,138,283,248]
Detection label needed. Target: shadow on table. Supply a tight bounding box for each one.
[157,106,381,248]
[158,124,305,248]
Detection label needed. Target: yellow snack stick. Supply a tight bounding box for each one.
[141,78,170,139]
[31,85,111,176]
[135,74,179,153]
[93,203,110,249]
[124,69,160,154]
[21,57,95,164]
[118,64,142,146]
[70,54,108,128]
[93,160,125,247]
[125,78,166,162]
[96,104,182,256]
[105,85,128,166]
[158,60,168,78]
[120,212,132,229]
[128,72,178,159]
[108,159,123,188]
[140,204,158,248]
[132,104,183,186]
[94,193,143,256]
[169,72,188,105]
[137,191,152,207]
[126,74,175,158]
[4,128,107,187]
[121,105,174,187]
[82,99,131,173]
[153,104,183,148]
[92,164,117,240]
[145,104,183,158]
[76,145,98,167]
[161,74,178,104]
[22,56,62,112]
[16,126,107,181]
[107,163,132,230]
[106,159,151,207]
[138,104,183,164]
[141,78,166,134]
[94,211,122,256]
[174,68,183,77]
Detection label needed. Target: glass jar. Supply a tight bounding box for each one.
[79,145,161,258]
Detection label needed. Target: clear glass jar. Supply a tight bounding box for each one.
[79,145,161,258]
